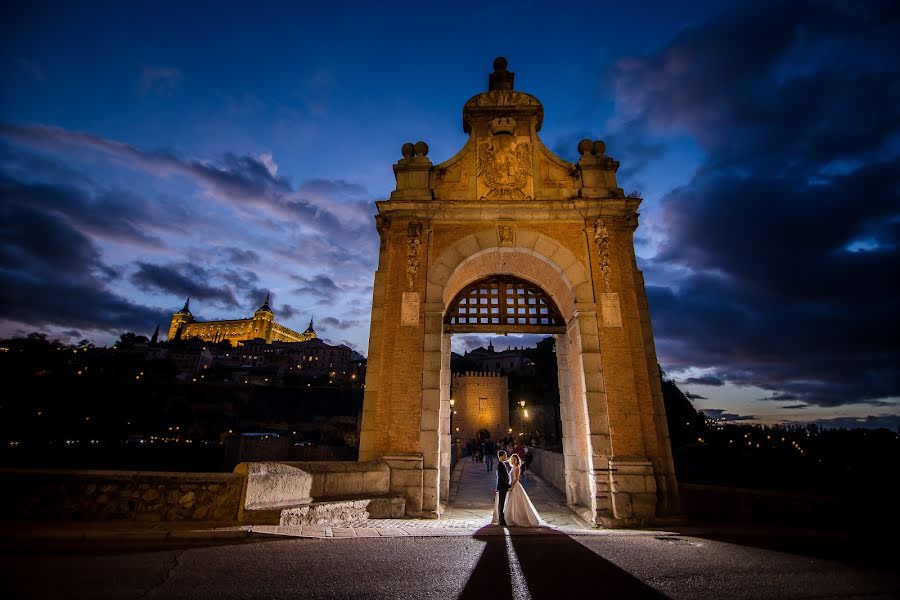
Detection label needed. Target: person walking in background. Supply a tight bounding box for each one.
[523,447,533,482]
[484,438,496,472]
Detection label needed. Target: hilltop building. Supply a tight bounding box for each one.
[463,339,534,375]
[167,295,314,345]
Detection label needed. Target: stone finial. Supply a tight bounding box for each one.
[578,139,607,157]
[488,56,515,91]
[400,141,429,160]
[578,138,621,195]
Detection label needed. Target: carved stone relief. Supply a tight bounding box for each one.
[477,118,533,200]
[406,221,422,290]
[593,219,611,292]
[497,225,514,246]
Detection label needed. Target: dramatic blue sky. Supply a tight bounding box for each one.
[1,1,897,428]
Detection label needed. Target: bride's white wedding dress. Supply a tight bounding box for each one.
[503,465,544,527]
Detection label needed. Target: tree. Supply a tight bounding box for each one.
[116,332,148,348]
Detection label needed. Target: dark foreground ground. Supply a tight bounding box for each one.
[2,524,897,600]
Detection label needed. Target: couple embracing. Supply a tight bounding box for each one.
[492,450,544,527]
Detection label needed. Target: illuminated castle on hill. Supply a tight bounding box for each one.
[167,294,315,345]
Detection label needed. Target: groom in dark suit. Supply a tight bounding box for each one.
[496,450,510,526]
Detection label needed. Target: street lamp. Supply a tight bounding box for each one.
[449,398,456,439]
[518,400,526,438]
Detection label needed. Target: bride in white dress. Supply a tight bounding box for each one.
[504,454,545,527]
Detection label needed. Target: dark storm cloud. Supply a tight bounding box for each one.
[220,247,260,266]
[681,375,725,387]
[130,262,240,308]
[293,274,342,298]
[0,124,378,253]
[320,317,359,331]
[0,173,163,249]
[618,0,900,408]
[277,304,299,320]
[0,200,167,333]
[782,404,808,410]
[291,274,371,304]
[807,415,900,431]
[701,409,757,422]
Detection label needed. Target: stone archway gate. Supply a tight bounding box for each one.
[358,58,678,527]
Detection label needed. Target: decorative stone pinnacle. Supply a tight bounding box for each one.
[488,56,514,91]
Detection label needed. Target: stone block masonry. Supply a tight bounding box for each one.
[1,468,243,522]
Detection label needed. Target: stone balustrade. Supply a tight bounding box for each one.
[525,447,566,493]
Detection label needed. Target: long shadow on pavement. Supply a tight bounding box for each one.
[459,526,664,599]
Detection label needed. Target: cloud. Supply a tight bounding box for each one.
[684,392,707,401]
[291,273,371,304]
[277,304,299,320]
[140,67,183,96]
[617,1,900,408]
[682,375,725,387]
[701,409,757,422]
[781,404,808,410]
[0,199,167,334]
[220,247,260,266]
[0,170,164,249]
[319,317,359,331]
[805,415,900,431]
[0,123,380,278]
[130,262,240,309]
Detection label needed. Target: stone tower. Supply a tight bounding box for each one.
[451,372,510,443]
[359,58,678,526]
[251,293,275,340]
[167,297,194,340]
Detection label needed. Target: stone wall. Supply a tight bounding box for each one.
[526,447,566,493]
[0,468,243,522]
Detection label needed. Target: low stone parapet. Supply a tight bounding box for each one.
[0,468,243,522]
[234,460,394,524]
[525,447,566,492]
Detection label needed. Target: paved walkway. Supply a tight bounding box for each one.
[441,456,589,529]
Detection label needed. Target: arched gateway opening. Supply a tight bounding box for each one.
[359,58,678,527]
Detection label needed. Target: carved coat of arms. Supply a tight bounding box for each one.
[477,135,533,200]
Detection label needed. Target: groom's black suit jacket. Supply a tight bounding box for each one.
[496,461,510,491]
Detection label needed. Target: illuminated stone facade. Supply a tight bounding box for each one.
[167,295,314,346]
[359,58,677,526]
[451,372,509,443]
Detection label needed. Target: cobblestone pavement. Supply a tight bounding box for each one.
[248,459,600,540]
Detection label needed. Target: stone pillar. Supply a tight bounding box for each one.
[556,325,596,518]
[439,332,452,504]
[383,454,424,515]
[419,304,444,517]
[586,217,670,526]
